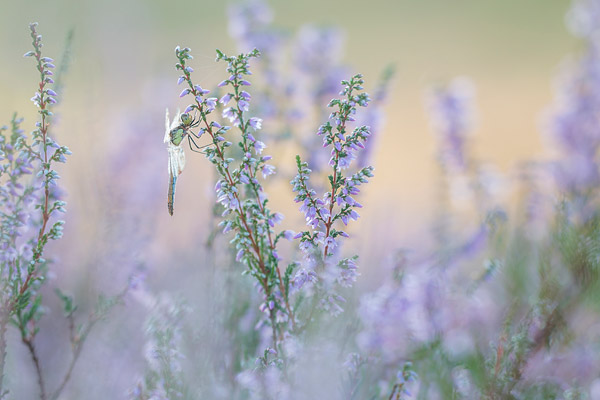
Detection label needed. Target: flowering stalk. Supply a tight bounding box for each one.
[291,74,373,260]
[14,23,69,312]
[0,23,70,400]
[288,75,373,323]
[0,23,123,400]
[174,47,295,348]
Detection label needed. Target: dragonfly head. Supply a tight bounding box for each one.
[180,113,193,127]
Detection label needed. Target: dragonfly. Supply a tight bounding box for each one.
[164,109,206,216]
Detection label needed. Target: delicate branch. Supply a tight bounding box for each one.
[22,334,47,400]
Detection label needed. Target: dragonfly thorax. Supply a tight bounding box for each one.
[170,127,186,146]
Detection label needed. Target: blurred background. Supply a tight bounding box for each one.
[0,0,577,254]
[0,0,588,397]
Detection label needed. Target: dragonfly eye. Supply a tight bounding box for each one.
[180,113,192,126]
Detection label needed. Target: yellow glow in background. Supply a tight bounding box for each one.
[0,0,578,270]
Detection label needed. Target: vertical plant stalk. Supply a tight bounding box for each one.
[22,335,47,400]
[16,25,53,309]
[13,22,68,400]
[322,110,350,259]
[174,48,296,346]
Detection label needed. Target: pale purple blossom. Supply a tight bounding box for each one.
[205,97,217,112]
[292,268,318,290]
[220,93,232,105]
[261,164,275,178]
[248,117,262,130]
[223,107,237,123]
[239,99,250,111]
[253,140,266,154]
[426,77,475,172]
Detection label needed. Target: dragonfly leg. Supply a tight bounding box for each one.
[187,134,211,153]
[188,129,204,139]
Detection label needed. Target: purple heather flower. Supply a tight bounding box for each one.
[248,117,262,130]
[261,164,275,178]
[324,235,337,249]
[236,249,244,262]
[292,268,318,290]
[336,151,356,169]
[545,41,600,196]
[426,77,475,172]
[254,140,266,154]
[240,91,251,100]
[294,25,344,76]
[194,85,210,95]
[217,191,240,210]
[223,107,236,122]
[239,99,250,111]
[268,212,284,227]
[239,173,250,184]
[205,97,217,112]
[219,93,232,105]
[179,88,190,98]
[337,258,359,288]
[222,221,233,233]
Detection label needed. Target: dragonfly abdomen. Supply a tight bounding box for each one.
[168,174,177,216]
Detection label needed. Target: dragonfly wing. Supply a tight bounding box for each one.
[167,143,186,177]
[165,108,185,215]
[164,109,170,143]
[164,109,182,143]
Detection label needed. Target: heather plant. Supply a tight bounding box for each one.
[0,23,125,400]
[178,45,371,339]
[351,1,600,397]
[7,0,600,399]
[141,0,600,397]
[145,44,376,398]
[227,0,392,172]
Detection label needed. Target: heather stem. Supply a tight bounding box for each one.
[22,336,47,400]
[178,53,296,339]
[12,24,53,314]
[323,106,350,258]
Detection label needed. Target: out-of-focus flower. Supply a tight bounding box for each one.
[426,77,476,173]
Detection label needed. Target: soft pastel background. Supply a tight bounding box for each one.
[0,1,588,397]
[0,1,577,255]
